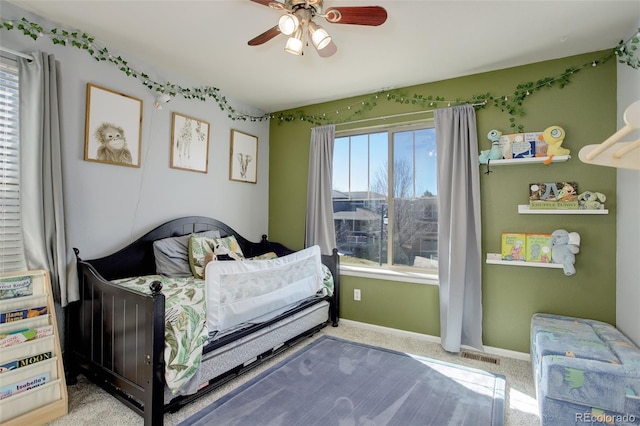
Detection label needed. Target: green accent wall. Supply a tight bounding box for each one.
[269,51,617,353]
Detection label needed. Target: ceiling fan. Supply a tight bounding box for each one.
[248,0,387,57]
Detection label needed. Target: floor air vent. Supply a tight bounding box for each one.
[460,351,500,365]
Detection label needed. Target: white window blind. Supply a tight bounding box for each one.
[0,58,26,273]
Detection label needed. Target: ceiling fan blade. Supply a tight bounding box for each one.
[324,6,387,26]
[248,25,281,46]
[250,0,275,6]
[316,40,337,58]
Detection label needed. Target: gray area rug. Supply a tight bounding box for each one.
[180,335,506,426]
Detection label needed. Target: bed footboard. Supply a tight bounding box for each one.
[68,256,165,426]
[322,248,340,327]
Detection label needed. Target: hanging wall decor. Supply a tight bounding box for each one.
[229,129,258,184]
[170,112,210,173]
[84,83,143,168]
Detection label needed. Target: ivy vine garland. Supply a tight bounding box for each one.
[2,17,638,130]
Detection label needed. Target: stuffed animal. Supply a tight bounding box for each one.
[542,125,570,164]
[549,229,580,276]
[478,129,503,164]
[578,191,606,209]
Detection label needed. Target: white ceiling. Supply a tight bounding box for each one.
[6,0,640,112]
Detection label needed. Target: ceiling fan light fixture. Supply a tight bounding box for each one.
[308,21,331,50]
[278,13,299,36]
[284,27,304,55]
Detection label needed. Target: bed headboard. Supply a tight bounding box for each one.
[76,216,290,281]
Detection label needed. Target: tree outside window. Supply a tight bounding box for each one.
[332,125,438,272]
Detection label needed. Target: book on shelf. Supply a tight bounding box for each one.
[0,325,54,348]
[501,233,526,261]
[0,275,33,300]
[525,234,552,263]
[512,133,536,159]
[0,306,48,323]
[529,182,579,209]
[498,133,524,159]
[0,371,50,400]
[524,132,548,157]
[0,351,53,374]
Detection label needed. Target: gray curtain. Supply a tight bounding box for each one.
[19,52,78,306]
[305,124,337,254]
[434,104,483,353]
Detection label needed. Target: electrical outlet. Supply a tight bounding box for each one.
[354,289,361,301]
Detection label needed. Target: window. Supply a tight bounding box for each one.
[333,123,438,273]
[0,58,26,273]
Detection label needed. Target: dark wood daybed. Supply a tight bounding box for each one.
[67,216,339,426]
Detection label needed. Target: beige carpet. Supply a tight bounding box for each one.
[47,321,540,426]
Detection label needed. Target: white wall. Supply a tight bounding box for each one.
[616,23,640,345]
[1,2,271,259]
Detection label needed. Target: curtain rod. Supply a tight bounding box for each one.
[0,46,34,61]
[334,101,486,127]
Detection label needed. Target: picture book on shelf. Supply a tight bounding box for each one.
[0,275,33,300]
[0,351,52,374]
[529,182,579,209]
[0,306,48,323]
[0,325,54,348]
[524,132,547,157]
[512,133,535,159]
[498,133,523,159]
[0,371,50,400]
[501,233,526,261]
[525,234,552,263]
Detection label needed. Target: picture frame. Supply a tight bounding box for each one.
[84,83,143,167]
[170,112,210,173]
[229,129,258,183]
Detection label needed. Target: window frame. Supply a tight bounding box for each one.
[334,120,439,284]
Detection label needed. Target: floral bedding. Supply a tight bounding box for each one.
[113,274,207,395]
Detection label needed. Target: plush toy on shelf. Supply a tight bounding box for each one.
[542,125,570,164]
[478,129,503,164]
[549,229,581,276]
[578,191,606,209]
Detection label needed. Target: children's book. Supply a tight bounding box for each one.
[498,134,523,159]
[0,306,48,323]
[525,234,552,263]
[0,275,33,300]
[0,325,54,348]
[0,371,50,400]
[525,132,547,157]
[529,182,579,209]
[501,233,526,261]
[512,133,535,158]
[0,351,53,374]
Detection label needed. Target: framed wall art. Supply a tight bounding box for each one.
[84,83,143,167]
[170,112,210,173]
[229,129,258,183]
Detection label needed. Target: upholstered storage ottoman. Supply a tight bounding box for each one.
[531,313,640,425]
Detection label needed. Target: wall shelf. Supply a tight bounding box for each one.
[486,254,563,269]
[518,205,608,215]
[487,155,570,166]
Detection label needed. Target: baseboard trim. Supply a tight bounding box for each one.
[339,319,531,361]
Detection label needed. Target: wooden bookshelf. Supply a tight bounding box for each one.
[0,270,68,425]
